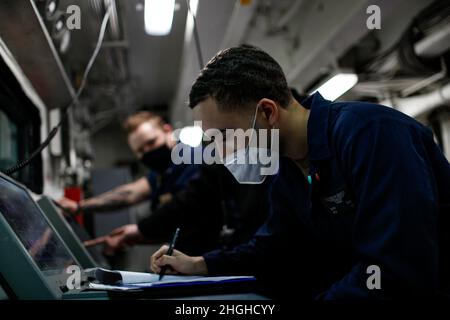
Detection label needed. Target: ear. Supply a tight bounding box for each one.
[257,98,279,127]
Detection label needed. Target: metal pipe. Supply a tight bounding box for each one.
[383,82,450,117]
[414,24,450,58]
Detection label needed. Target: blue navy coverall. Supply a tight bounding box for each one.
[203,93,450,299]
[145,159,201,212]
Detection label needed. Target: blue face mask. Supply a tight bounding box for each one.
[223,106,279,184]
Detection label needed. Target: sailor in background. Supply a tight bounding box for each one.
[59,111,269,256]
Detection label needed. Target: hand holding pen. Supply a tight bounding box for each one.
[150,231,209,277]
[158,227,180,280]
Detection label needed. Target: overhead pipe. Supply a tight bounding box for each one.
[414,24,450,58]
[383,82,450,117]
[380,24,450,116]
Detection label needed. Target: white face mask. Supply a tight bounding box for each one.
[223,106,279,184]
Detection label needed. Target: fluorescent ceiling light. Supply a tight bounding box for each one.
[144,0,175,36]
[311,73,358,101]
[189,0,199,14]
[179,126,203,147]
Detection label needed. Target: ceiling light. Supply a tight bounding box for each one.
[189,0,199,13]
[47,0,57,17]
[310,73,358,101]
[144,0,175,36]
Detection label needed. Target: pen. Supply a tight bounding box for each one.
[159,227,180,281]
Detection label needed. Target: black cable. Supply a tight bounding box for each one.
[3,127,59,175]
[186,0,204,69]
[2,6,112,176]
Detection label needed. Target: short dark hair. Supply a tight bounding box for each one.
[188,45,292,110]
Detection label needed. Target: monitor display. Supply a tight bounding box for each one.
[0,175,76,275]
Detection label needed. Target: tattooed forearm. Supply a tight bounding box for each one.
[80,190,135,213]
[78,177,151,214]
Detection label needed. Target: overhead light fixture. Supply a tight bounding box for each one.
[58,30,71,54]
[50,11,71,54]
[144,0,176,36]
[189,0,199,13]
[35,0,59,21]
[179,126,203,147]
[45,0,59,19]
[310,73,358,101]
[53,14,65,35]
